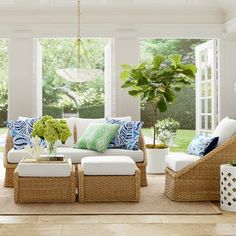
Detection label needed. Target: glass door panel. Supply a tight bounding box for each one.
[195,40,217,135]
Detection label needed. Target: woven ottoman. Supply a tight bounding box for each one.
[78,156,140,202]
[14,158,76,203]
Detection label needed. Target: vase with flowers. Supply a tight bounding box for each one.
[32,116,71,157]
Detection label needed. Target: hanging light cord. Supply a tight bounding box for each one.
[77,0,80,69]
[63,0,94,69]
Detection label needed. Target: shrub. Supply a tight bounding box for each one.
[156,118,180,134]
[157,129,173,146]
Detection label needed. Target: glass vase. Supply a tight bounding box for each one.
[46,141,57,157]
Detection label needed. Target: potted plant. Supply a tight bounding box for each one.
[156,118,180,147]
[120,54,196,173]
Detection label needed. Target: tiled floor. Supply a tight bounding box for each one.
[0,154,236,235]
[0,213,235,236]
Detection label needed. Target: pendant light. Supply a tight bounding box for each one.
[56,0,102,82]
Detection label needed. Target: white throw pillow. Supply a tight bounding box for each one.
[212,117,236,145]
[56,117,75,148]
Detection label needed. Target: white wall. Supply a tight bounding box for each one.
[8,34,42,120]
[218,38,236,120]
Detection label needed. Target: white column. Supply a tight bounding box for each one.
[218,37,236,120]
[8,31,42,120]
[105,31,140,120]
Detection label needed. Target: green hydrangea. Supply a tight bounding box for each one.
[32,116,72,143]
[32,115,53,138]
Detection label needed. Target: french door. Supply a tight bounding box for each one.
[195,40,218,135]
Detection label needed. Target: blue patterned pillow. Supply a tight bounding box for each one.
[7,117,40,150]
[105,118,143,150]
[187,134,219,157]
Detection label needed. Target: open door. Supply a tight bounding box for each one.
[195,40,218,135]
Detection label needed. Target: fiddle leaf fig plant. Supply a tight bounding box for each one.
[120,54,197,148]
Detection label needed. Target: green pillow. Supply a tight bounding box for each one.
[74,123,120,152]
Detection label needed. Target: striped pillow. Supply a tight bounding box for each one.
[7,117,40,150]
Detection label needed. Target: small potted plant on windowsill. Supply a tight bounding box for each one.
[120,54,197,173]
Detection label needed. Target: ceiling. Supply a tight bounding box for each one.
[0,0,235,23]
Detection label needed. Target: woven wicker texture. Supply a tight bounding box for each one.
[78,165,140,202]
[4,131,148,187]
[165,135,236,201]
[14,166,76,203]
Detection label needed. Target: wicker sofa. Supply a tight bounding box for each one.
[164,135,236,201]
[3,118,147,188]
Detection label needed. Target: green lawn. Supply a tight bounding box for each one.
[142,128,195,152]
[0,127,7,135]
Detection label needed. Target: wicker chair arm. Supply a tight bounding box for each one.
[138,132,147,165]
[3,131,13,168]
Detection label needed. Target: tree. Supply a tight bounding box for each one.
[41,38,107,111]
[121,54,197,147]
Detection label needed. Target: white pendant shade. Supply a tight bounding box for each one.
[56,68,102,83]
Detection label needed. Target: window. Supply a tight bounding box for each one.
[40,38,108,119]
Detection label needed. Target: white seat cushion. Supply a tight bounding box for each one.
[81,156,136,175]
[8,149,31,163]
[7,148,144,164]
[17,159,72,177]
[57,148,144,163]
[165,152,201,172]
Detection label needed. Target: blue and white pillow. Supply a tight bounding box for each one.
[187,134,219,157]
[7,117,40,150]
[105,118,143,150]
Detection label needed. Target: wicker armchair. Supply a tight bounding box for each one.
[165,135,236,202]
[3,131,148,187]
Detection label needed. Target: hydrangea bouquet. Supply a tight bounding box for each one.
[32,116,71,156]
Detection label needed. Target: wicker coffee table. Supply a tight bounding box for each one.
[14,158,76,203]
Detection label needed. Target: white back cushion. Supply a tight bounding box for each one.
[212,117,236,145]
[106,116,132,121]
[75,116,132,141]
[56,117,75,147]
[75,118,105,140]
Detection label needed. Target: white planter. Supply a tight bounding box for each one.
[146,148,169,174]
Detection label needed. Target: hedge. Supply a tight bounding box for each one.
[0,104,104,127]
[141,87,195,130]
[43,104,104,119]
[0,108,7,127]
[2,87,194,129]
[43,105,63,118]
[78,105,104,118]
